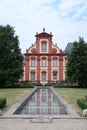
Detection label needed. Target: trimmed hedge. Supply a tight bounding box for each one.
[0,98,6,109]
[21,84,34,88]
[77,98,87,109]
[53,85,87,88]
[0,84,35,88]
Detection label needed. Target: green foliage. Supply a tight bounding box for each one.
[77,98,87,109]
[0,98,6,109]
[53,85,80,88]
[0,24,23,87]
[22,84,35,88]
[0,84,34,88]
[85,95,87,101]
[66,37,87,87]
[54,85,59,88]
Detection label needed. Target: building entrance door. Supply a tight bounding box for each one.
[53,73,57,83]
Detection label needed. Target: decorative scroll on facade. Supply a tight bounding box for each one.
[23,29,67,85]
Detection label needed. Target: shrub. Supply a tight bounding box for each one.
[53,85,59,88]
[1,83,35,88]
[77,98,87,109]
[0,98,6,109]
[85,95,87,101]
[21,84,35,88]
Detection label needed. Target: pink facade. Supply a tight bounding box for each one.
[23,29,67,85]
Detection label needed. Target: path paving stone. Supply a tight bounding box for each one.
[0,118,87,130]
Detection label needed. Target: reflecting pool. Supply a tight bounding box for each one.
[15,88,68,115]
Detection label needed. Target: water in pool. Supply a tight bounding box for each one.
[15,88,68,115]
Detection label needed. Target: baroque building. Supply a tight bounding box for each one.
[23,29,67,85]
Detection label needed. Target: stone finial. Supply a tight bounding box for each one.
[55,43,57,46]
[36,32,38,35]
[26,49,28,53]
[43,28,45,32]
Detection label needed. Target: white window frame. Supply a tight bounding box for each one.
[42,59,46,67]
[53,73,57,82]
[41,43,47,52]
[53,59,57,67]
[31,59,35,67]
[42,73,46,81]
[31,73,35,81]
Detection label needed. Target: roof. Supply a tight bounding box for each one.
[35,28,53,37]
[64,43,74,54]
[64,42,87,54]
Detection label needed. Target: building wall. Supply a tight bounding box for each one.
[23,30,67,84]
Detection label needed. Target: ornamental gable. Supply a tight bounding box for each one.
[26,29,62,54]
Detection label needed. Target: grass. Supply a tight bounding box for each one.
[0,88,33,115]
[54,88,87,116]
[0,87,87,116]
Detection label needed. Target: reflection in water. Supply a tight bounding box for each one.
[16,88,67,115]
[42,89,46,102]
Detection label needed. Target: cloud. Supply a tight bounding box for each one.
[0,0,87,52]
[58,0,87,20]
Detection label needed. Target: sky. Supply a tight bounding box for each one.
[0,0,87,53]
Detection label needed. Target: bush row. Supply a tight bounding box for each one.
[0,84,35,88]
[77,98,87,109]
[54,85,78,88]
[0,98,6,109]
[21,84,35,88]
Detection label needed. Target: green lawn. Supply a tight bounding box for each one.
[54,88,87,116]
[0,88,33,115]
[0,87,87,116]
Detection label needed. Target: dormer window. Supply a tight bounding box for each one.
[41,42,47,52]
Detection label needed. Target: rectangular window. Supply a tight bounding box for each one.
[42,59,46,67]
[31,73,35,81]
[41,43,47,52]
[31,59,35,67]
[42,73,46,81]
[53,59,57,67]
[53,73,57,82]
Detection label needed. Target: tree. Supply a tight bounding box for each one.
[66,37,87,87]
[0,25,23,87]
